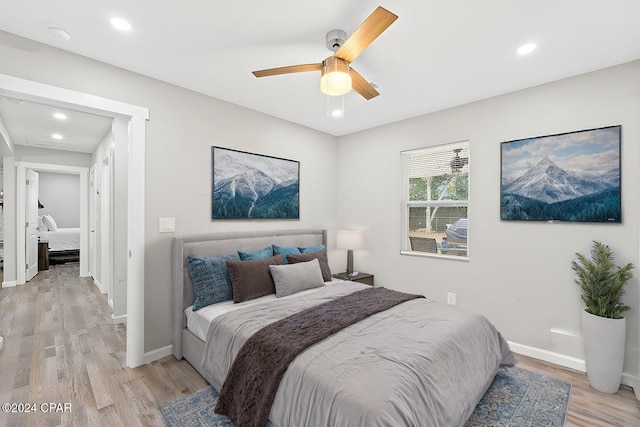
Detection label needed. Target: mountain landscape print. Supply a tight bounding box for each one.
[501,126,621,223]
[212,147,299,219]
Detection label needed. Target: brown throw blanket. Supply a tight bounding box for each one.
[214,287,424,427]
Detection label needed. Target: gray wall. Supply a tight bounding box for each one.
[336,61,640,382]
[38,171,80,228]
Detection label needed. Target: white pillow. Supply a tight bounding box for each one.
[42,214,58,232]
[38,216,47,230]
[269,258,325,298]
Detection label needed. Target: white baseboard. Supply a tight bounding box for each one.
[623,374,640,400]
[509,341,639,399]
[508,341,586,372]
[93,278,104,294]
[144,345,173,364]
[112,313,127,324]
[2,280,17,288]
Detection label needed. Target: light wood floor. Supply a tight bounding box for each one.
[1,264,638,427]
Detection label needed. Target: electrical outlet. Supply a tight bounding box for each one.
[447,292,456,305]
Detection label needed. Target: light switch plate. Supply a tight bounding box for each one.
[159,217,175,233]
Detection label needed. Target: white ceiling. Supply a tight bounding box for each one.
[0,97,112,153]
[0,0,639,150]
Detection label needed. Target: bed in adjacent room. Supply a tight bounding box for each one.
[172,229,515,427]
[39,214,80,263]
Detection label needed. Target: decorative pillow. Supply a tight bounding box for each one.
[286,248,332,282]
[272,245,302,264]
[42,214,58,232]
[38,216,47,230]
[269,259,325,298]
[226,255,283,303]
[188,254,239,311]
[299,244,325,254]
[238,246,274,261]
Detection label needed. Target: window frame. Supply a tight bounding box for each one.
[401,141,470,260]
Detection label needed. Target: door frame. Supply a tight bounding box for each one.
[0,73,148,368]
[16,163,89,281]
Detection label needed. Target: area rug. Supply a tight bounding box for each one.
[160,366,571,427]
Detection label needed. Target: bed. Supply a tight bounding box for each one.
[38,214,80,263]
[172,229,515,427]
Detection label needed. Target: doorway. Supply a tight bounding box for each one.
[16,163,89,282]
[0,73,148,368]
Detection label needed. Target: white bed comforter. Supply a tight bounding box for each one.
[200,282,515,427]
[39,227,80,251]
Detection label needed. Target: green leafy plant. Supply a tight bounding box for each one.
[571,241,633,319]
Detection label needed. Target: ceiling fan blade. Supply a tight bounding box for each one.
[350,68,380,100]
[252,63,322,78]
[335,6,398,63]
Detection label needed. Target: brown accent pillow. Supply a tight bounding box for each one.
[286,249,332,282]
[226,255,283,303]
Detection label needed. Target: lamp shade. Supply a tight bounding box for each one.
[320,57,352,96]
[336,230,365,250]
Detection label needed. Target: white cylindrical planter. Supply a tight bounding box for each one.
[582,310,626,393]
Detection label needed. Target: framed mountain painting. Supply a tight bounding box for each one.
[500,125,621,223]
[212,146,300,219]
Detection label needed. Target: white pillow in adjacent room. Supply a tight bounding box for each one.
[42,214,58,232]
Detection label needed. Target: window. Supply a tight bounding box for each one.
[401,141,469,258]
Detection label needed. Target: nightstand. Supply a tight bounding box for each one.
[333,272,374,286]
[38,240,50,271]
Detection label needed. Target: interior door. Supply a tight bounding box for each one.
[25,169,39,281]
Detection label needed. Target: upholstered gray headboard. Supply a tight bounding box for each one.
[172,229,327,359]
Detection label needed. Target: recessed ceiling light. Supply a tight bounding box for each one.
[47,27,72,42]
[53,112,67,120]
[110,17,132,32]
[51,133,63,140]
[331,109,343,118]
[517,43,537,56]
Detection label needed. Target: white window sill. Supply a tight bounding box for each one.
[400,250,470,262]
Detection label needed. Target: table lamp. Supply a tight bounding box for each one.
[336,230,364,276]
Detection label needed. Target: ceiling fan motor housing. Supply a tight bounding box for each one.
[326,29,347,52]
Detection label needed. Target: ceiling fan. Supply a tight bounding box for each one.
[252,6,398,100]
[450,148,469,173]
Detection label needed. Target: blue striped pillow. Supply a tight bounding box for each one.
[188,254,239,310]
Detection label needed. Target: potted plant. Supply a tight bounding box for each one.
[571,241,634,393]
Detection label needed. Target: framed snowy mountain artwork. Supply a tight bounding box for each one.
[500,125,621,223]
[212,147,300,219]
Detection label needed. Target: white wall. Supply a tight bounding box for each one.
[38,171,80,227]
[336,61,640,384]
[13,145,91,168]
[0,31,339,352]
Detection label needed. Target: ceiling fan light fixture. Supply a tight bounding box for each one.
[320,57,352,96]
